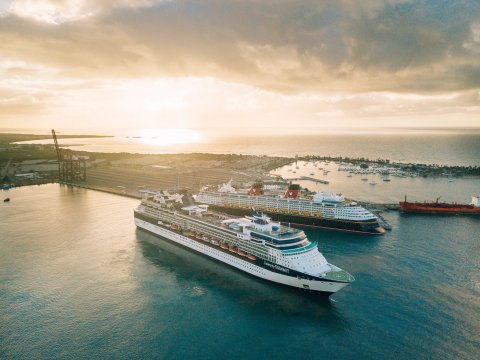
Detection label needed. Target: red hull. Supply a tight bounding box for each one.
[399,201,480,214]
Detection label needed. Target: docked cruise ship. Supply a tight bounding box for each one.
[195,181,385,235]
[134,192,354,295]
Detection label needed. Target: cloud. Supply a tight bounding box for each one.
[0,0,165,24]
[0,0,478,130]
[0,0,479,93]
[0,93,49,118]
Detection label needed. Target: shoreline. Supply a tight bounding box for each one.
[1,132,479,169]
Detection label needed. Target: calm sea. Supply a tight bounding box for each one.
[1,184,479,359]
[10,129,480,166]
[272,160,480,204]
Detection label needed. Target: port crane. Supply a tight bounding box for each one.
[51,129,86,182]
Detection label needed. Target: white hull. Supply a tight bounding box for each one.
[135,218,348,294]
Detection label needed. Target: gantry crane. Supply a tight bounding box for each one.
[51,129,86,182]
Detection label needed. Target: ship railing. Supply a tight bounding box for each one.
[143,204,266,252]
[152,210,268,258]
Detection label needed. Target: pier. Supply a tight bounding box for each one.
[372,211,393,230]
[290,176,329,184]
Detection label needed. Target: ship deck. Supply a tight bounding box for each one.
[323,270,355,283]
[144,199,301,236]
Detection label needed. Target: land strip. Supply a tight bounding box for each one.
[0,133,112,146]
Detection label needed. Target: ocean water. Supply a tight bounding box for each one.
[12,131,480,166]
[272,160,480,203]
[1,184,479,359]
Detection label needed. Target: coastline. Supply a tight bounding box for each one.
[2,133,478,214]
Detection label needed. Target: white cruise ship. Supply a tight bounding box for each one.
[195,181,385,235]
[134,192,354,295]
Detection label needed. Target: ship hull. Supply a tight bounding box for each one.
[134,212,348,295]
[207,205,384,235]
[399,202,480,215]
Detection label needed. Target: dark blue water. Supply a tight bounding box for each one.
[1,185,479,359]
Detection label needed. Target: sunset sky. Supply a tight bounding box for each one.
[0,0,479,134]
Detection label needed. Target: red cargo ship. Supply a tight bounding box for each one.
[400,196,480,215]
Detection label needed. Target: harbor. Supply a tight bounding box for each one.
[1,133,479,360]
[2,0,480,357]
[4,132,480,234]
[2,183,479,359]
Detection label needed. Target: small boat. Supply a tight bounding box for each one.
[448,178,454,182]
[3,198,10,202]
[310,173,314,176]
[361,178,368,181]
[382,178,391,182]
[347,174,353,178]
[369,181,377,186]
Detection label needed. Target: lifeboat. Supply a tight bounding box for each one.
[247,254,256,260]
[202,236,210,242]
[211,240,220,246]
[238,250,247,256]
[228,245,238,253]
[220,243,228,249]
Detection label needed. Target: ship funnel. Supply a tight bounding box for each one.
[284,184,300,198]
[249,180,264,196]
